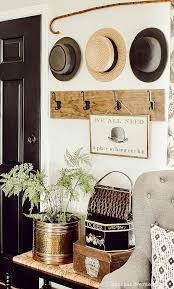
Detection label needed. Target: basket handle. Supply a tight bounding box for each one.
[95,171,133,192]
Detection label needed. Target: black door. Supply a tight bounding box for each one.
[0,15,41,280]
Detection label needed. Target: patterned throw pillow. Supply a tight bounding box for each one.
[151,224,174,289]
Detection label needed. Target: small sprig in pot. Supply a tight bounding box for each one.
[0,148,95,265]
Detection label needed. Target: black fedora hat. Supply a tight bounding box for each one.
[49,37,81,81]
[129,28,168,82]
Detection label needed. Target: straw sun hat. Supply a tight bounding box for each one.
[85,28,126,82]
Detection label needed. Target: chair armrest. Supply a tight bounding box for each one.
[99,248,151,289]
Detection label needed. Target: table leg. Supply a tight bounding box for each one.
[5,273,11,289]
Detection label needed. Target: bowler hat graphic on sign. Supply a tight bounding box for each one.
[108,127,128,143]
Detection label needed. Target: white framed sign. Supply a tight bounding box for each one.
[90,115,149,159]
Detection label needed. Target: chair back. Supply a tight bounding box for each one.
[133,170,174,260]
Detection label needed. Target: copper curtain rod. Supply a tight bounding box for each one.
[49,0,170,34]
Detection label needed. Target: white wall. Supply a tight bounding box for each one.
[48,0,171,213]
[0,0,170,217]
[0,0,170,212]
[0,0,47,10]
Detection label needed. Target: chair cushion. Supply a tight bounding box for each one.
[151,224,174,289]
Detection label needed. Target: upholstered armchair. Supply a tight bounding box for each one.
[99,170,174,289]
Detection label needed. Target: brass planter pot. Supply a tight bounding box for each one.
[33,219,80,265]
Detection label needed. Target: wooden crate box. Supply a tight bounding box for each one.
[73,239,133,282]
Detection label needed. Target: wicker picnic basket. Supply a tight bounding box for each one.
[87,171,133,223]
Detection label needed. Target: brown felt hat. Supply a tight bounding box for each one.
[49,37,81,81]
[129,28,168,82]
[85,28,126,82]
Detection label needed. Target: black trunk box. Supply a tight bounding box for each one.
[85,219,134,251]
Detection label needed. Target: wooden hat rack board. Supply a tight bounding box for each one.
[50,89,164,121]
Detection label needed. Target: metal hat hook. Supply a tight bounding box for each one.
[52,91,61,110]
[148,90,156,111]
[113,90,122,111]
[81,91,90,110]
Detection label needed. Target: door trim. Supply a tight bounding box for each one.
[0,4,49,172]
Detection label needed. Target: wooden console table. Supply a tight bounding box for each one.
[12,252,100,289]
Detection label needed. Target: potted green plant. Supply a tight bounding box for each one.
[0,148,95,265]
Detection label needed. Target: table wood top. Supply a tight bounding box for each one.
[13,251,100,288]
